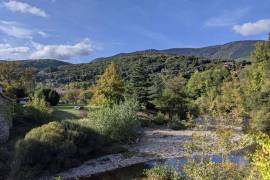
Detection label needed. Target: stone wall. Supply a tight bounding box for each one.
[0,96,10,143]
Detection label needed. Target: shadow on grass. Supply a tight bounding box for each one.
[52,105,87,121]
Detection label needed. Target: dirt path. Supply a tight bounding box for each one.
[41,127,209,180]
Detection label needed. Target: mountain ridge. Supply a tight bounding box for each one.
[92,40,261,62]
[0,40,261,67]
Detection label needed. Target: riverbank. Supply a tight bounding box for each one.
[41,126,212,179]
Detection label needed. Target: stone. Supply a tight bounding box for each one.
[0,94,12,143]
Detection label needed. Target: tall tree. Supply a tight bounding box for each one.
[130,60,151,108]
[91,63,124,107]
[154,75,188,120]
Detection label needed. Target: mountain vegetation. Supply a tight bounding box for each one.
[0,38,269,179]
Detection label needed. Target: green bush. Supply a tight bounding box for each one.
[23,94,52,122]
[37,88,60,106]
[183,160,250,180]
[153,112,167,125]
[168,115,186,130]
[251,132,270,179]
[12,121,114,180]
[86,99,140,143]
[144,165,182,180]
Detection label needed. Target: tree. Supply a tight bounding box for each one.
[0,62,21,85]
[0,62,36,98]
[63,90,79,104]
[241,38,270,132]
[154,75,188,120]
[130,60,151,108]
[91,63,124,107]
[183,74,251,180]
[187,66,230,98]
[37,88,60,106]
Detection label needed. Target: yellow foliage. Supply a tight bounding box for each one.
[91,63,124,107]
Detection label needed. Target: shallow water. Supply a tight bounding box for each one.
[81,155,249,180]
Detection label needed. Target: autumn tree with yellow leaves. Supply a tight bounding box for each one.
[90,63,124,107]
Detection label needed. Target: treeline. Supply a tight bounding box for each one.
[34,53,248,85]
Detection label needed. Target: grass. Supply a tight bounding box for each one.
[52,104,88,121]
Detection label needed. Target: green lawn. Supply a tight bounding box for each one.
[52,105,87,121]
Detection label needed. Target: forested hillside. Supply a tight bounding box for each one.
[94,40,259,62]
[34,53,248,85]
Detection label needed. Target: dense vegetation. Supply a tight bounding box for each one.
[35,54,247,85]
[0,38,269,179]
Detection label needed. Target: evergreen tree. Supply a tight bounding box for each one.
[91,63,124,107]
[130,60,151,108]
[154,75,188,120]
[149,75,164,104]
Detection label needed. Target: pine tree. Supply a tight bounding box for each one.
[91,63,124,107]
[130,60,151,108]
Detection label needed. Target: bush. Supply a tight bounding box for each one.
[249,109,270,133]
[251,132,270,179]
[144,165,181,180]
[153,112,167,125]
[12,121,114,180]
[86,99,140,143]
[183,160,250,180]
[23,94,52,122]
[168,115,186,130]
[37,88,60,106]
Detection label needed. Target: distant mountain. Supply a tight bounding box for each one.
[0,40,260,71]
[94,40,260,62]
[0,59,71,70]
[19,59,71,70]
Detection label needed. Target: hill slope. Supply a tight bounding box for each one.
[94,40,260,62]
[19,59,71,70]
[0,59,70,71]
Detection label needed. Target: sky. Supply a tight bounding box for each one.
[0,0,270,63]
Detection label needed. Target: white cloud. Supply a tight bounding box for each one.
[3,1,47,17]
[205,8,249,27]
[0,43,29,56]
[0,21,32,38]
[0,20,48,39]
[37,31,48,37]
[30,39,94,60]
[233,19,270,36]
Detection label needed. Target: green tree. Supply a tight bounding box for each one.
[187,66,230,98]
[241,38,270,132]
[130,60,151,108]
[154,75,188,120]
[37,88,60,106]
[91,63,124,107]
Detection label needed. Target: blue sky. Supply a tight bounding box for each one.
[0,0,270,63]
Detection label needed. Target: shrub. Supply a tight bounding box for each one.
[249,109,270,133]
[153,112,167,125]
[144,165,181,180]
[168,115,186,130]
[23,94,52,122]
[86,99,140,143]
[37,88,60,106]
[12,121,114,180]
[183,160,249,180]
[251,132,270,179]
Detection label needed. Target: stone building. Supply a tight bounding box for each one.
[0,84,13,143]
